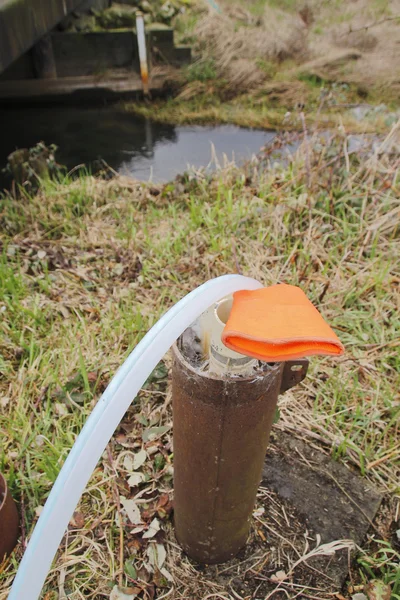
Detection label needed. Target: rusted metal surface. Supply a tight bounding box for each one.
[172,345,307,564]
[280,359,308,393]
[0,472,19,561]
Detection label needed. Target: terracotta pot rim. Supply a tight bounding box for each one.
[0,470,20,561]
[0,472,8,513]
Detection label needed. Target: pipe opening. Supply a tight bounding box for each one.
[216,297,232,325]
[177,299,273,377]
[177,296,277,377]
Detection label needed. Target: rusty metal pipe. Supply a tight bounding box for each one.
[172,343,307,564]
[0,472,19,561]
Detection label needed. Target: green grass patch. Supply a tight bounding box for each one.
[184,57,218,82]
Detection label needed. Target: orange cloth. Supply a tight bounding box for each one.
[222,284,344,362]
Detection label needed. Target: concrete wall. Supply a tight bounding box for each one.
[52,31,139,77]
[0,53,35,80]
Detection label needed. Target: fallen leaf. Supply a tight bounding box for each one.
[154,453,165,471]
[115,434,135,448]
[87,371,98,383]
[144,582,156,600]
[127,538,143,555]
[120,497,141,525]
[136,566,151,583]
[364,580,392,600]
[124,560,137,580]
[124,454,135,472]
[113,264,124,277]
[59,305,70,319]
[271,570,287,582]
[54,403,69,416]
[130,525,146,534]
[142,426,171,443]
[0,396,10,408]
[37,250,47,259]
[127,472,144,487]
[160,567,174,582]
[116,476,130,496]
[110,585,137,599]
[135,414,148,426]
[35,435,45,447]
[143,518,160,539]
[69,391,86,404]
[156,494,170,509]
[146,445,159,456]
[146,543,166,569]
[165,465,174,477]
[133,449,147,470]
[155,493,172,518]
[153,569,168,588]
[70,511,85,529]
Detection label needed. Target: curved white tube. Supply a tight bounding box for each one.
[10,275,262,600]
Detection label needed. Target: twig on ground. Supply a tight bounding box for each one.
[106,445,124,587]
[340,15,400,36]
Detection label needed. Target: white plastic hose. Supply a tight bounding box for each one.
[9,275,262,600]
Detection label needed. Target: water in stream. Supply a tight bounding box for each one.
[0,106,279,187]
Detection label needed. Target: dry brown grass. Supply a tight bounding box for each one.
[177,0,400,99]
[300,0,400,88]
[193,3,308,92]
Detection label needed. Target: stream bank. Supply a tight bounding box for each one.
[0,106,285,188]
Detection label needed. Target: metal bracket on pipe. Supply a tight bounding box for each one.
[280,359,309,393]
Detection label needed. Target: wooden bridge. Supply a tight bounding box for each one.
[0,0,190,99]
[0,0,86,74]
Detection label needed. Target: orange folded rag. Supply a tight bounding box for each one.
[222,284,344,362]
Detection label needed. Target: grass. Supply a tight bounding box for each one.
[125,87,398,134]
[132,0,400,133]
[0,124,399,598]
[358,539,400,596]
[184,58,218,83]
